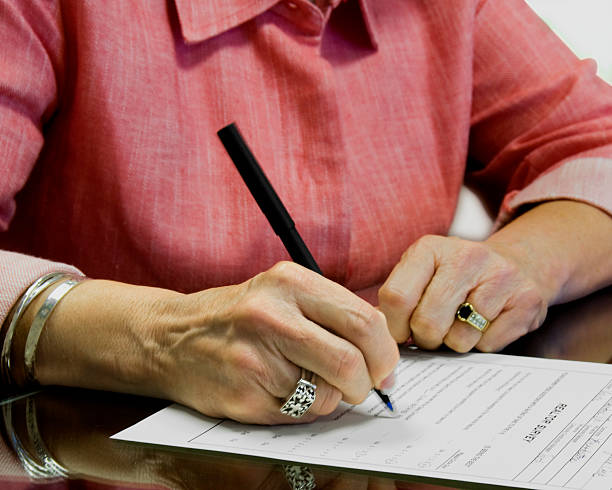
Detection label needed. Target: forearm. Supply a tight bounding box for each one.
[21,279,181,397]
[486,200,612,305]
[4,262,399,423]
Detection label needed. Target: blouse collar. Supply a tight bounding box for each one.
[172,0,378,48]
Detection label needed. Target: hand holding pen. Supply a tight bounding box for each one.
[19,123,398,426]
[218,123,398,419]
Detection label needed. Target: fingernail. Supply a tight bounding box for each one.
[380,370,396,391]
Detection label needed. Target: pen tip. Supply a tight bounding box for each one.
[375,389,394,412]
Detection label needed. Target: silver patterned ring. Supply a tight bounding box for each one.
[280,368,317,418]
[456,302,490,333]
[283,464,316,490]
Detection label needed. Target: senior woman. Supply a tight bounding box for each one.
[0,0,611,425]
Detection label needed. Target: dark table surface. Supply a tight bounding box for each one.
[0,286,610,490]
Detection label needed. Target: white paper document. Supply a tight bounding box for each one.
[112,351,612,489]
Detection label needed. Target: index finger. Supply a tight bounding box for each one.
[284,264,399,390]
[378,237,437,343]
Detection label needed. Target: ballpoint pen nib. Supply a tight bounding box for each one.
[377,390,394,412]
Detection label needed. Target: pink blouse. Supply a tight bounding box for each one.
[1,0,611,322]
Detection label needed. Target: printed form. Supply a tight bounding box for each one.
[113,351,612,489]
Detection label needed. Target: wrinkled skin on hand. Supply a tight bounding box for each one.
[379,235,548,353]
[152,261,399,424]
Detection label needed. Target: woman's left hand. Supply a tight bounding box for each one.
[378,201,612,354]
[377,234,548,353]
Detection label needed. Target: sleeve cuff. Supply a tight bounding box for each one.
[0,251,83,326]
[495,157,612,228]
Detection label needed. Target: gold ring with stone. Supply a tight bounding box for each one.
[456,302,490,332]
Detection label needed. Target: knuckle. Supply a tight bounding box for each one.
[414,234,440,250]
[456,240,489,266]
[489,259,519,284]
[333,347,363,385]
[230,349,290,402]
[533,308,548,330]
[518,282,545,309]
[402,234,439,261]
[378,285,414,312]
[236,294,277,327]
[345,301,380,339]
[410,309,435,334]
[410,311,443,346]
[231,347,265,380]
[267,261,307,287]
[285,323,315,346]
[391,331,411,345]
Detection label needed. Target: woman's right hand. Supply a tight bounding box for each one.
[33,261,399,424]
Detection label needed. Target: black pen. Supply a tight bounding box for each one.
[217,122,394,413]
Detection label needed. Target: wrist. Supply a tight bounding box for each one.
[35,279,185,398]
[485,233,567,306]
[486,200,612,306]
[2,273,83,389]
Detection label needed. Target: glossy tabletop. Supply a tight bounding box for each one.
[0,286,610,490]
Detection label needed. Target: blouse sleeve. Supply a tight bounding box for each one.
[0,0,81,326]
[468,0,612,228]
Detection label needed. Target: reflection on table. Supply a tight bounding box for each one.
[0,286,610,490]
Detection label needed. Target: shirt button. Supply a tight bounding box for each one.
[287,1,297,8]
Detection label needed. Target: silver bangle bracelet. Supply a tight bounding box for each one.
[1,273,68,385]
[24,276,86,384]
[2,397,69,479]
[25,397,69,478]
